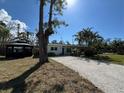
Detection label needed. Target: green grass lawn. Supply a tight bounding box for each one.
[98,53,124,65]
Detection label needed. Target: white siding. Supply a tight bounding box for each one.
[48,44,63,55]
[47,44,72,56]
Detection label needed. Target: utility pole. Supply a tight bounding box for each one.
[17,24,20,38]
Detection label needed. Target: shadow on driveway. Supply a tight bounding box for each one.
[79,55,111,65]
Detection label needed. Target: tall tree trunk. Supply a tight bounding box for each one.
[39,0,46,63]
[38,0,54,63]
[41,0,54,62]
[43,36,48,62]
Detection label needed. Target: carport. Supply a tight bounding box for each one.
[6,42,33,58]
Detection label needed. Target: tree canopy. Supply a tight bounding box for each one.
[74,27,103,47]
[0,22,10,44]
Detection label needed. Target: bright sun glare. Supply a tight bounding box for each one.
[66,0,76,8]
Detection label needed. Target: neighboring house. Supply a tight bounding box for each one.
[48,43,72,56]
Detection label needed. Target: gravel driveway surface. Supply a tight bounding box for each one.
[51,56,124,93]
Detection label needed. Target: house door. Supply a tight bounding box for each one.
[62,47,64,55]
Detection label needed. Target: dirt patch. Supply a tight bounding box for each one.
[24,60,103,93]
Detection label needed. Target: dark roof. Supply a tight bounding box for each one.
[6,37,33,46]
[6,43,32,46]
[11,38,29,43]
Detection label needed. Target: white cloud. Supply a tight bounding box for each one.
[8,20,28,36]
[0,9,28,37]
[0,9,11,24]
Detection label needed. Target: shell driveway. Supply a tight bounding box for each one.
[51,56,124,93]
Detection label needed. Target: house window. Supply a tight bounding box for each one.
[51,47,57,51]
[55,47,57,50]
[51,47,54,50]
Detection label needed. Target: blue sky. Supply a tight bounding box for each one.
[0,0,124,43]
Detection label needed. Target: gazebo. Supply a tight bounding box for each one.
[6,39,33,58]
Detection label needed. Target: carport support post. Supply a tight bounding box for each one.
[5,46,8,58]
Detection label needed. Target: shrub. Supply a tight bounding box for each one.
[117,51,124,55]
[0,47,6,56]
[48,52,56,57]
[33,48,56,58]
[84,48,97,57]
[32,48,39,58]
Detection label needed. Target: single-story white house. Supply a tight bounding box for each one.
[48,43,72,56]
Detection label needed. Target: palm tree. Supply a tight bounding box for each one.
[74,31,82,46]
[74,27,103,47]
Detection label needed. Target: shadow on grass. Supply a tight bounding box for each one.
[80,55,111,65]
[0,56,26,61]
[0,61,43,93]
